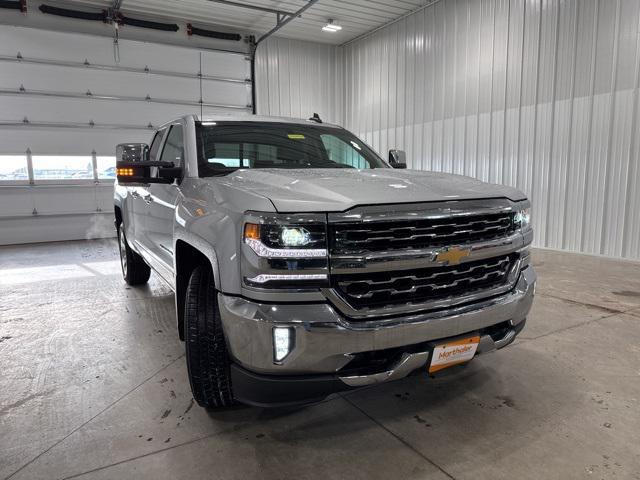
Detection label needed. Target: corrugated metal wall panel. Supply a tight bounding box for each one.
[343,0,640,260]
[255,37,344,125]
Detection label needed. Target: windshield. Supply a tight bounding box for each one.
[196,121,388,176]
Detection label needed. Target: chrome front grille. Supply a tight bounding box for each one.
[325,200,526,315]
[329,212,516,255]
[332,254,517,310]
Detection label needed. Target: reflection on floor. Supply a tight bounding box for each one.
[1,239,640,480]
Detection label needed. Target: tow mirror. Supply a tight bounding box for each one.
[388,149,407,169]
[116,143,182,184]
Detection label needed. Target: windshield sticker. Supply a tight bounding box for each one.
[287,134,305,140]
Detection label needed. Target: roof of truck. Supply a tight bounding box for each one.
[193,113,342,129]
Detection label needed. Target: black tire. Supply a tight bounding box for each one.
[118,223,151,286]
[184,265,235,408]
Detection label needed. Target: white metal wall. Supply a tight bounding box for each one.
[343,0,640,260]
[255,37,344,125]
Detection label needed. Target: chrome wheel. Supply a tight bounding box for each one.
[118,227,128,278]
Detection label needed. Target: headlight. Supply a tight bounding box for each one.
[242,212,329,289]
[281,227,311,247]
[513,201,531,231]
[243,222,326,258]
[513,201,532,269]
[515,207,531,229]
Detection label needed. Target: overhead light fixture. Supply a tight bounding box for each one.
[322,19,342,32]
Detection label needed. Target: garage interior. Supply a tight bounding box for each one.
[1,0,640,479]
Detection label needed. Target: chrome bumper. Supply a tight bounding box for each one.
[218,265,536,378]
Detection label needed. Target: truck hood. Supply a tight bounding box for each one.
[214,168,526,212]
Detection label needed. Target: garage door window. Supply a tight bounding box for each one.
[97,156,117,179]
[0,155,29,182]
[32,155,94,180]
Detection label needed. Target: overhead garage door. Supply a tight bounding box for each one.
[0,25,252,245]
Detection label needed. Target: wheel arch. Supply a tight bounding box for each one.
[114,205,123,231]
[174,239,218,341]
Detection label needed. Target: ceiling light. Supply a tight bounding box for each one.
[322,19,342,32]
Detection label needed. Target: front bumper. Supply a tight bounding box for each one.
[219,265,536,406]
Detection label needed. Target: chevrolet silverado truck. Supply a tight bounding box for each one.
[114,114,535,408]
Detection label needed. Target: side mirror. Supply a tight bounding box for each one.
[388,149,407,169]
[116,143,182,184]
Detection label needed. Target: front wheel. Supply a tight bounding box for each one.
[118,224,151,286]
[184,265,235,408]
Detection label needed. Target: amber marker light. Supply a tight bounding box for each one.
[243,223,260,240]
[116,167,135,176]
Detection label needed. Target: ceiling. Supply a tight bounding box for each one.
[60,0,431,45]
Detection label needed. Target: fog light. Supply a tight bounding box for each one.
[273,327,294,363]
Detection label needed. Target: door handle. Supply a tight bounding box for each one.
[143,194,153,204]
[130,191,139,199]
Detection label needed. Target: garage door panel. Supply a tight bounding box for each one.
[0,188,33,217]
[0,64,202,101]
[31,186,97,215]
[0,127,152,156]
[0,96,204,125]
[95,184,115,212]
[115,41,203,74]
[0,28,249,81]
[202,50,250,79]
[201,81,251,107]
[0,28,118,64]
[1,65,249,109]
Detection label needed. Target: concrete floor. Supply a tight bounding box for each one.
[1,240,639,480]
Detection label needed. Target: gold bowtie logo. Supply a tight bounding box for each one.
[435,246,471,265]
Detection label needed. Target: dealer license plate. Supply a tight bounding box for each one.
[428,335,480,374]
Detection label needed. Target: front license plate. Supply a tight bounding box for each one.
[428,336,480,374]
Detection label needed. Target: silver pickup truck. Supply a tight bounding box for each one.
[114,114,535,408]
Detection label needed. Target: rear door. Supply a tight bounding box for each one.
[146,122,184,271]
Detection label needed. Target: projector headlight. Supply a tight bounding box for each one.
[280,227,312,247]
[513,201,532,270]
[243,223,326,257]
[513,201,532,231]
[242,212,329,289]
[515,207,531,230]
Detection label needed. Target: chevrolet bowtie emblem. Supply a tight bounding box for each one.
[435,246,471,265]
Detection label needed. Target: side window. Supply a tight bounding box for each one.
[320,134,369,169]
[159,125,184,166]
[148,128,166,162]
